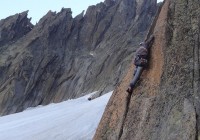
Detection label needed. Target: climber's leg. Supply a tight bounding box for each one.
[126,66,143,94]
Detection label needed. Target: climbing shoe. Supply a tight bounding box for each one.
[126,87,133,94]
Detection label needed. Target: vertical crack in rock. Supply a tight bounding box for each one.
[118,4,163,139]
[118,93,132,140]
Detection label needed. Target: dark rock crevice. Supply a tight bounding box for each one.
[118,93,133,140]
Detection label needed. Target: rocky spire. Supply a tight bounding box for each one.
[0,11,33,47]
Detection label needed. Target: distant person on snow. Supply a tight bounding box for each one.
[126,35,155,94]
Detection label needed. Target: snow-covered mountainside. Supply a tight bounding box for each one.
[0,91,112,140]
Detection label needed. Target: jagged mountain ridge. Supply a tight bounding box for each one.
[94,0,200,139]
[0,0,157,115]
[0,11,33,47]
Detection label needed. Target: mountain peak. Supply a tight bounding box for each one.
[0,11,33,47]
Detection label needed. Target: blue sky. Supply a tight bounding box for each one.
[0,0,104,24]
[0,0,163,24]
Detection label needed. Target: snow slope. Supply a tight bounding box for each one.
[0,91,112,140]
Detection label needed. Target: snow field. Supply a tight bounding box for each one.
[0,91,112,140]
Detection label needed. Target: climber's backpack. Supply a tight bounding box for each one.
[134,55,148,67]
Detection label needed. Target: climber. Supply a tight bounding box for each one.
[126,35,155,94]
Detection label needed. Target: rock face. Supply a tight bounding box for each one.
[0,0,157,115]
[94,0,200,139]
[0,11,33,47]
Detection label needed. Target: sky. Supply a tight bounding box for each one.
[0,0,164,24]
[0,0,104,24]
[0,91,112,140]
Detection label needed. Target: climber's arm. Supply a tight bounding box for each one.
[144,35,154,49]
